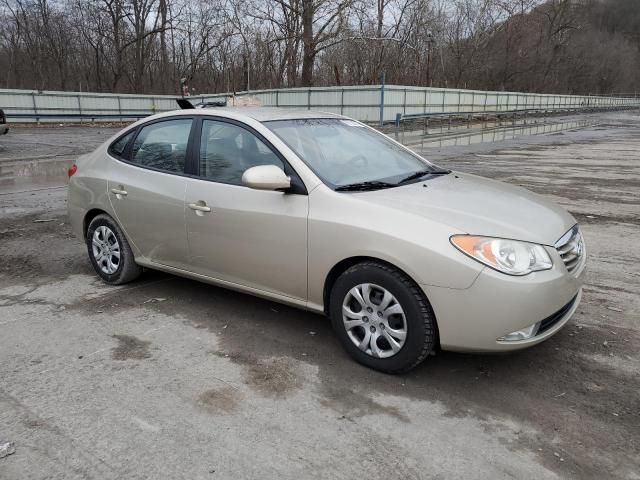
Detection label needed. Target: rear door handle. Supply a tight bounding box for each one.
[188,202,212,213]
[111,186,128,197]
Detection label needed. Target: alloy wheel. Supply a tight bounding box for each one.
[91,225,121,274]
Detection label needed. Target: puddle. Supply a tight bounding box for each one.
[111,334,152,361]
[395,119,592,149]
[0,157,70,193]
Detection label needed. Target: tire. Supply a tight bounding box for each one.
[86,213,142,285]
[329,261,436,373]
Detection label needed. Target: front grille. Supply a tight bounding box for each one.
[555,225,585,275]
[538,294,578,334]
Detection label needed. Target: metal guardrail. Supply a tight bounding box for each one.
[394,105,640,128]
[2,85,639,125]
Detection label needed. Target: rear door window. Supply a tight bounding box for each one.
[130,119,193,173]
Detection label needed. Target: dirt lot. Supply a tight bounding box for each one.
[0,113,639,479]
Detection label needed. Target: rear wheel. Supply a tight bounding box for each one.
[330,261,436,373]
[86,214,141,285]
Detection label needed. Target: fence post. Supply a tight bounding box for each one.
[379,72,385,127]
[424,88,427,114]
[307,88,311,110]
[31,92,39,124]
[276,90,279,107]
[403,88,407,115]
[117,96,122,120]
[77,94,83,123]
[340,88,345,115]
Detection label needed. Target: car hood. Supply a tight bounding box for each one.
[358,172,575,246]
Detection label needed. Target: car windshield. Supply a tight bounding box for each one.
[265,118,446,190]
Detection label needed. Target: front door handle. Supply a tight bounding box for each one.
[111,186,128,197]
[188,201,212,214]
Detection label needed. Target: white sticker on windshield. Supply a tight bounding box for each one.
[340,120,365,127]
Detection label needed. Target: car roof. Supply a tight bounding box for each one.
[157,107,343,123]
[222,107,342,122]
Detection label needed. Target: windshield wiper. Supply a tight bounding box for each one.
[334,180,395,192]
[397,169,451,185]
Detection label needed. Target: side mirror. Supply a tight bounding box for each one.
[242,165,291,191]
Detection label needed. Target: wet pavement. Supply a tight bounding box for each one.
[395,118,592,149]
[0,126,114,194]
[0,113,639,479]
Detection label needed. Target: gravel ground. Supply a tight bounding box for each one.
[0,113,638,480]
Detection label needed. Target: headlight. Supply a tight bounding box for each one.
[450,235,552,276]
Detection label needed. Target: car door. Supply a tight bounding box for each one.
[107,117,193,270]
[184,117,308,301]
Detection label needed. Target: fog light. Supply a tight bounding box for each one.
[498,322,541,342]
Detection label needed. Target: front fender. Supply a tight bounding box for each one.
[306,187,484,310]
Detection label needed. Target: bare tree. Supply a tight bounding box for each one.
[250,0,353,86]
[0,0,639,95]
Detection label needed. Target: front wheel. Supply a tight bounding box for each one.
[330,261,437,373]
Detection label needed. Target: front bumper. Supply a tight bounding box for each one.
[423,255,584,352]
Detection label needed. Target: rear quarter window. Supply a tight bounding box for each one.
[108,131,135,159]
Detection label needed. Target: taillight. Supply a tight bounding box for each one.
[68,164,77,178]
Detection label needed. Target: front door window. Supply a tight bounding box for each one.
[199,119,284,184]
